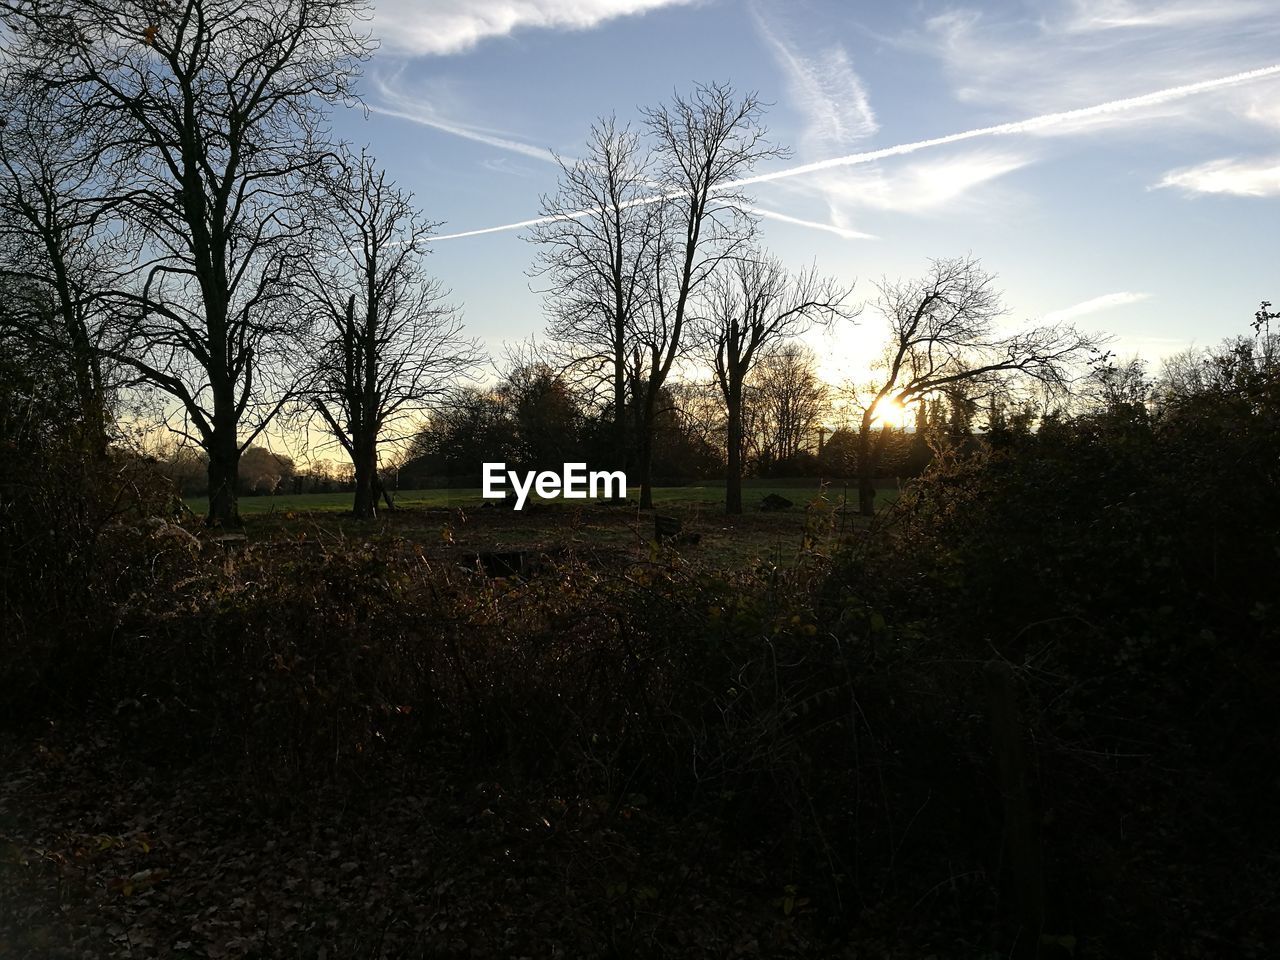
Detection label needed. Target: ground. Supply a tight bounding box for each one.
[2,731,852,959]
[1,479,920,958]
[185,478,895,517]
[187,480,900,568]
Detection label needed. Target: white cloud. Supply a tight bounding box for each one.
[726,64,1280,191]
[1044,291,1151,323]
[1243,94,1280,130]
[372,0,697,56]
[752,8,877,151]
[1155,157,1280,197]
[369,103,556,161]
[481,156,542,178]
[811,150,1029,216]
[915,1,1280,135]
[1062,0,1267,33]
[749,6,880,237]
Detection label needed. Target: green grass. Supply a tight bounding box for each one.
[186,478,899,517]
[188,487,478,516]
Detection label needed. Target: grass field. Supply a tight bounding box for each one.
[183,478,903,568]
[186,477,897,517]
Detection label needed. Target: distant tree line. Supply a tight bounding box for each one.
[154,443,368,499]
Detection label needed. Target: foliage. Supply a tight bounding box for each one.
[7,313,1278,956]
[1,333,175,722]
[821,325,1280,954]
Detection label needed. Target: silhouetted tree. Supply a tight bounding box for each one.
[238,445,294,495]
[1089,354,1149,420]
[697,254,848,512]
[852,256,1100,514]
[404,388,516,485]
[531,117,655,478]
[303,151,477,519]
[746,343,831,478]
[497,362,583,472]
[631,82,785,508]
[0,76,127,456]
[648,384,723,482]
[2,0,374,524]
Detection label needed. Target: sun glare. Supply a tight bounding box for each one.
[871,398,915,430]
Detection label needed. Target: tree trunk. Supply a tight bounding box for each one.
[204,287,240,526]
[613,359,628,499]
[857,420,876,517]
[69,335,108,458]
[638,437,654,509]
[49,239,108,459]
[636,384,656,509]
[351,435,378,519]
[206,429,241,527]
[725,378,744,515]
[75,381,109,461]
[637,406,654,510]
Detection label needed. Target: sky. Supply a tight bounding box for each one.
[326,0,1280,387]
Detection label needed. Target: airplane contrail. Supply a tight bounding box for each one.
[433,63,1280,242]
[367,104,558,162]
[743,206,877,240]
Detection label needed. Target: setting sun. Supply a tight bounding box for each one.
[870,397,916,430]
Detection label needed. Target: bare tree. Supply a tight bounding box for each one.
[530,117,655,478]
[631,82,786,508]
[748,343,830,473]
[1087,354,1149,416]
[0,76,129,456]
[304,151,479,519]
[1157,309,1279,406]
[697,253,849,512]
[665,379,725,464]
[1,0,374,524]
[853,256,1101,515]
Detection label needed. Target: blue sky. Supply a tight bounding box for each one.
[329,0,1280,381]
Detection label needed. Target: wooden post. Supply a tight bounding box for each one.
[985,659,1045,957]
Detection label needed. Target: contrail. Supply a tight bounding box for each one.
[728,63,1280,189]
[433,63,1280,242]
[367,104,558,162]
[432,204,876,242]
[744,206,877,240]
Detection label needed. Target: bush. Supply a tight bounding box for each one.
[814,363,1280,954]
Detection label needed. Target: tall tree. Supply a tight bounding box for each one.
[304,151,477,519]
[633,82,785,508]
[1,0,374,524]
[0,76,126,455]
[698,254,848,512]
[853,255,1100,515]
[530,117,655,479]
